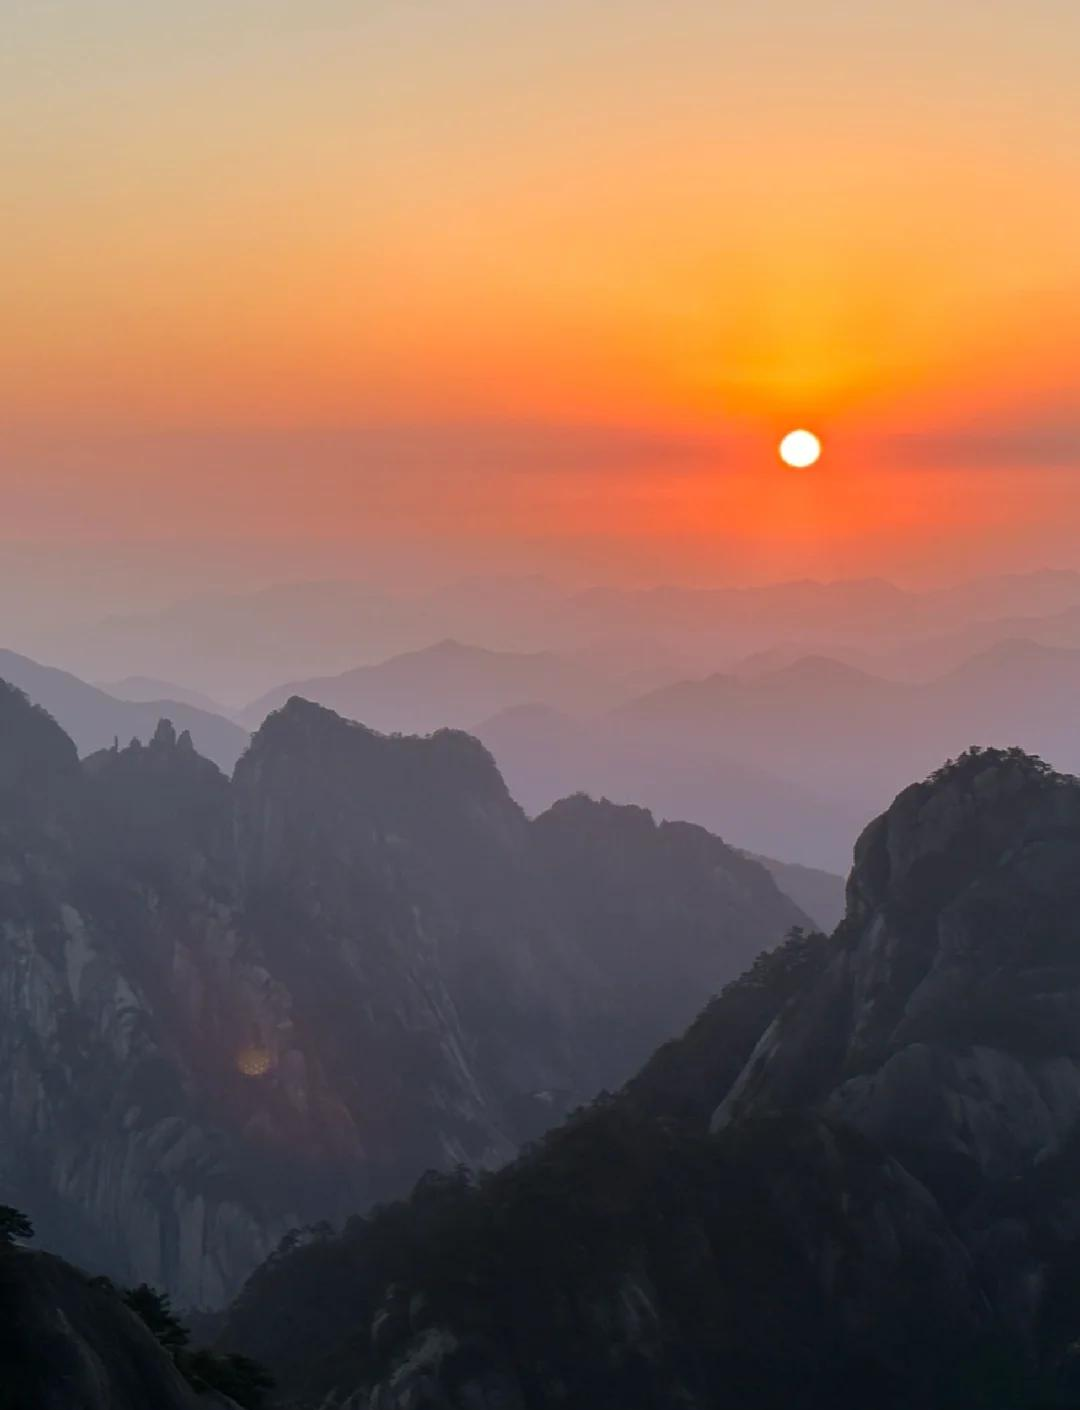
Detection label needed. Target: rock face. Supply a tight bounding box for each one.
[0,1249,214,1410]
[714,747,1080,1201]
[0,682,807,1307]
[219,748,1080,1409]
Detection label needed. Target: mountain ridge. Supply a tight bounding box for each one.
[0,684,807,1306]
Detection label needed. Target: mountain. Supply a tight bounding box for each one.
[481,639,1080,870]
[219,747,1080,1409]
[742,852,845,931]
[0,1250,219,1410]
[531,795,814,1056]
[477,700,870,870]
[47,580,417,704]
[39,568,1080,711]
[238,639,629,733]
[98,675,230,715]
[714,745,1080,1175]
[44,576,576,704]
[0,685,806,1306]
[0,649,248,772]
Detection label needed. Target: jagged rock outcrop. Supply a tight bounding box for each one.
[0,684,807,1307]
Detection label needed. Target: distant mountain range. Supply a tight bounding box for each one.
[238,638,649,732]
[0,645,849,920]
[480,638,1080,868]
[97,674,229,714]
[20,568,1080,871]
[35,568,1080,703]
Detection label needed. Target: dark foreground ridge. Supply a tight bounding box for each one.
[219,747,1080,1409]
[0,1249,214,1410]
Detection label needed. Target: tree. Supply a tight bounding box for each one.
[186,1350,274,1409]
[119,1281,274,1406]
[122,1284,190,1352]
[0,1206,33,1247]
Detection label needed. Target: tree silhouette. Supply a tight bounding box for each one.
[0,1206,33,1246]
[122,1284,189,1351]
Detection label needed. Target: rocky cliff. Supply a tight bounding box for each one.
[220,747,1080,1409]
[0,683,806,1307]
[0,1249,221,1410]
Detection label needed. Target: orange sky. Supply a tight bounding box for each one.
[2,1,1078,593]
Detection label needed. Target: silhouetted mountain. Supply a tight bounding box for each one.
[532,795,809,1056]
[0,689,805,1306]
[98,675,230,714]
[40,569,1080,709]
[47,576,574,703]
[482,638,1080,869]
[728,641,877,677]
[220,748,1080,1409]
[0,650,248,771]
[238,639,630,733]
[741,851,845,931]
[477,700,868,870]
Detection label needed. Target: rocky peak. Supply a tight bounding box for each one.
[848,746,1080,921]
[234,697,527,898]
[151,717,177,750]
[245,695,511,794]
[715,748,1080,1207]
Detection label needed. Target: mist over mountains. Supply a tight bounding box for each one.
[13,566,1080,872]
[32,568,1080,704]
[8,568,1080,1407]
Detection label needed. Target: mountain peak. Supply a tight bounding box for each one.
[850,745,1076,919]
[715,748,1080,1190]
[151,717,177,749]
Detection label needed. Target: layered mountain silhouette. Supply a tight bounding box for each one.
[97,674,230,714]
[41,569,1080,706]
[238,639,639,733]
[0,682,805,1306]
[476,699,867,870]
[220,747,1080,1410]
[739,850,845,931]
[0,649,247,772]
[480,638,1080,868]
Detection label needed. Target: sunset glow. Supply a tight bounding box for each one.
[1,1,1078,601]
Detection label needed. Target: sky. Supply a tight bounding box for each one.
[3,0,1078,612]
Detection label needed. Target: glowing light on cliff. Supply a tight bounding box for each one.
[236,1046,273,1078]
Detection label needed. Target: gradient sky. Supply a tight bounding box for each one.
[3,0,1078,604]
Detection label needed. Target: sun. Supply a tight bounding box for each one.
[779,429,822,468]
